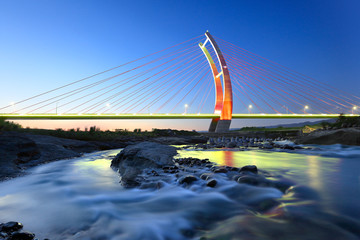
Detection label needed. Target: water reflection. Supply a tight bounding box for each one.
[179,148,360,219]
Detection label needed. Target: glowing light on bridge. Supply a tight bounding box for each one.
[248,104,253,113]
[304,105,309,113]
[184,104,189,114]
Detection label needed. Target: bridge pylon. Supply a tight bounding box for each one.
[199,31,233,132]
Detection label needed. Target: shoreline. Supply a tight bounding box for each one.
[1,127,359,181]
[1,133,360,239]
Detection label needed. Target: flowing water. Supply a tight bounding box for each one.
[0,144,359,239]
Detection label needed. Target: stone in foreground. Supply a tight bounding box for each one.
[111,142,177,188]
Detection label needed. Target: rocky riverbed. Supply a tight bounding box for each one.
[0,131,207,181]
[1,128,359,239]
[0,141,360,239]
[110,142,360,239]
[191,136,304,150]
[0,221,38,240]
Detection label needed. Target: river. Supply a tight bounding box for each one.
[0,144,359,239]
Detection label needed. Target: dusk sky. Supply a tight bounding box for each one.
[1,0,359,131]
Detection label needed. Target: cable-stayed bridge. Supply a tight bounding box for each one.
[1,32,359,132]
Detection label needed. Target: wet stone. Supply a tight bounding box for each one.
[206,179,217,188]
[239,165,258,174]
[237,176,260,185]
[226,142,237,148]
[0,222,23,233]
[213,167,228,173]
[178,175,198,184]
[232,175,241,182]
[200,173,213,181]
[120,178,141,188]
[201,159,208,164]
[270,181,292,193]
[9,231,35,240]
[0,232,8,238]
[151,170,159,176]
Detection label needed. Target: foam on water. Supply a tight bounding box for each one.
[0,150,284,239]
[0,145,359,239]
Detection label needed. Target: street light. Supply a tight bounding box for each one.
[304,105,309,114]
[353,106,357,114]
[248,104,253,114]
[184,104,189,114]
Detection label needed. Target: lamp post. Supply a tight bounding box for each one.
[184,104,189,114]
[353,106,357,114]
[304,105,309,114]
[248,104,253,114]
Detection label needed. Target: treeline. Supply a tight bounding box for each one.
[320,115,360,129]
[0,119,198,141]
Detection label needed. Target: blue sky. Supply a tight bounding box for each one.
[1,0,359,130]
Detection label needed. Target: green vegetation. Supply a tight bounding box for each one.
[239,126,303,132]
[0,118,22,131]
[237,115,360,133]
[329,115,360,128]
[0,118,199,141]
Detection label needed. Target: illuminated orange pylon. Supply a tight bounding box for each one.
[199,31,233,132]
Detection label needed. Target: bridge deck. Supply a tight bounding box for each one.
[0,113,358,120]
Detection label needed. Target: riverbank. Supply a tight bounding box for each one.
[1,139,360,239]
[295,127,360,146]
[0,130,207,181]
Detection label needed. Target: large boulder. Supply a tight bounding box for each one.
[0,131,103,180]
[111,142,177,187]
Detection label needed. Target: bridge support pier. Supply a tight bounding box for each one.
[215,120,231,132]
[208,118,219,132]
[209,118,231,132]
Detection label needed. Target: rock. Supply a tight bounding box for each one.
[282,144,295,150]
[296,128,360,146]
[0,131,105,180]
[239,165,258,174]
[9,231,35,240]
[178,175,198,184]
[232,175,241,182]
[200,173,213,180]
[270,181,293,193]
[285,185,320,200]
[213,167,228,173]
[226,142,237,148]
[0,222,23,233]
[206,179,217,187]
[111,142,177,188]
[237,176,260,185]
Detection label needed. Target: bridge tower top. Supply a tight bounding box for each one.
[200,31,233,121]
